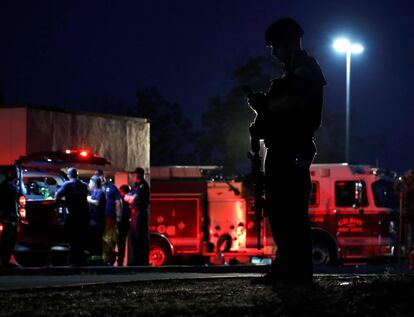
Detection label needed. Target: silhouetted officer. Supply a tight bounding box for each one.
[87,175,106,265]
[117,184,131,266]
[125,168,150,266]
[0,167,19,268]
[95,170,122,265]
[56,167,89,266]
[249,18,326,284]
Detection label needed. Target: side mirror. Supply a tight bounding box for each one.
[353,180,364,209]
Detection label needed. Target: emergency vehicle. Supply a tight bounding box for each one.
[1,150,112,266]
[147,164,399,266]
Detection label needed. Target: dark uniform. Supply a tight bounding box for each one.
[263,49,326,282]
[102,182,121,265]
[117,193,131,266]
[88,187,106,264]
[0,170,19,267]
[56,178,89,266]
[129,179,150,265]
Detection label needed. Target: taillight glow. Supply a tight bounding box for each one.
[65,149,73,154]
[79,150,89,157]
[19,208,26,219]
[0,224,3,232]
[18,195,26,207]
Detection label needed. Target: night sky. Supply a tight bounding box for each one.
[1,0,413,172]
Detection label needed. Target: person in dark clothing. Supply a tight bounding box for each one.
[117,184,131,266]
[248,18,326,284]
[0,167,19,268]
[95,170,122,265]
[56,167,90,266]
[87,175,106,265]
[125,167,150,266]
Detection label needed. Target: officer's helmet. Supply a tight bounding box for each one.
[265,18,304,46]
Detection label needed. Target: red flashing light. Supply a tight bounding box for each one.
[79,150,90,158]
[65,149,73,154]
[19,208,26,219]
[18,195,26,207]
[0,224,3,232]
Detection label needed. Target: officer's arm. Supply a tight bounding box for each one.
[124,193,136,204]
[55,184,66,200]
[87,195,100,206]
[268,94,307,113]
[267,64,324,114]
[115,199,122,222]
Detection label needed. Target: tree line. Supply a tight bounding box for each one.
[89,55,384,174]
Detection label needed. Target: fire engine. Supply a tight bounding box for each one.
[2,154,399,267]
[308,164,399,264]
[147,164,399,266]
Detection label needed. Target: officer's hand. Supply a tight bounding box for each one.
[247,92,266,111]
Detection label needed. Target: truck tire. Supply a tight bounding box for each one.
[312,243,336,266]
[216,234,232,252]
[149,237,172,266]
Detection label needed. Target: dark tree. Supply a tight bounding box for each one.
[134,87,197,166]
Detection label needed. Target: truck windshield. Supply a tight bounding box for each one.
[372,180,399,208]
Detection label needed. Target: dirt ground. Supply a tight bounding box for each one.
[1,276,414,316]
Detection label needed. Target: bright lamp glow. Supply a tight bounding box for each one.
[333,38,364,54]
[333,38,350,53]
[351,43,364,54]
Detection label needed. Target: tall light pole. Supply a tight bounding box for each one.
[333,38,364,163]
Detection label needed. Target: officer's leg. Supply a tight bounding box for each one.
[65,221,76,265]
[267,186,290,273]
[72,221,88,266]
[135,213,149,265]
[265,150,295,275]
[88,226,103,265]
[103,218,117,265]
[287,166,313,281]
[130,211,140,265]
[117,220,129,266]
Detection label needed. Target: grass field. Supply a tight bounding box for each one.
[1,276,414,316]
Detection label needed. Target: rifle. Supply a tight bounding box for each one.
[248,152,265,250]
[243,85,265,250]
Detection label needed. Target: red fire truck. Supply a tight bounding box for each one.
[147,164,399,266]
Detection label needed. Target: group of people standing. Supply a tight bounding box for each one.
[56,167,150,266]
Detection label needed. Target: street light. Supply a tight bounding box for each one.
[333,38,364,163]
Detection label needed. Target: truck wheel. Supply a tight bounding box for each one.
[216,234,232,252]
[149,239,172,266]
[312,243,333,265]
